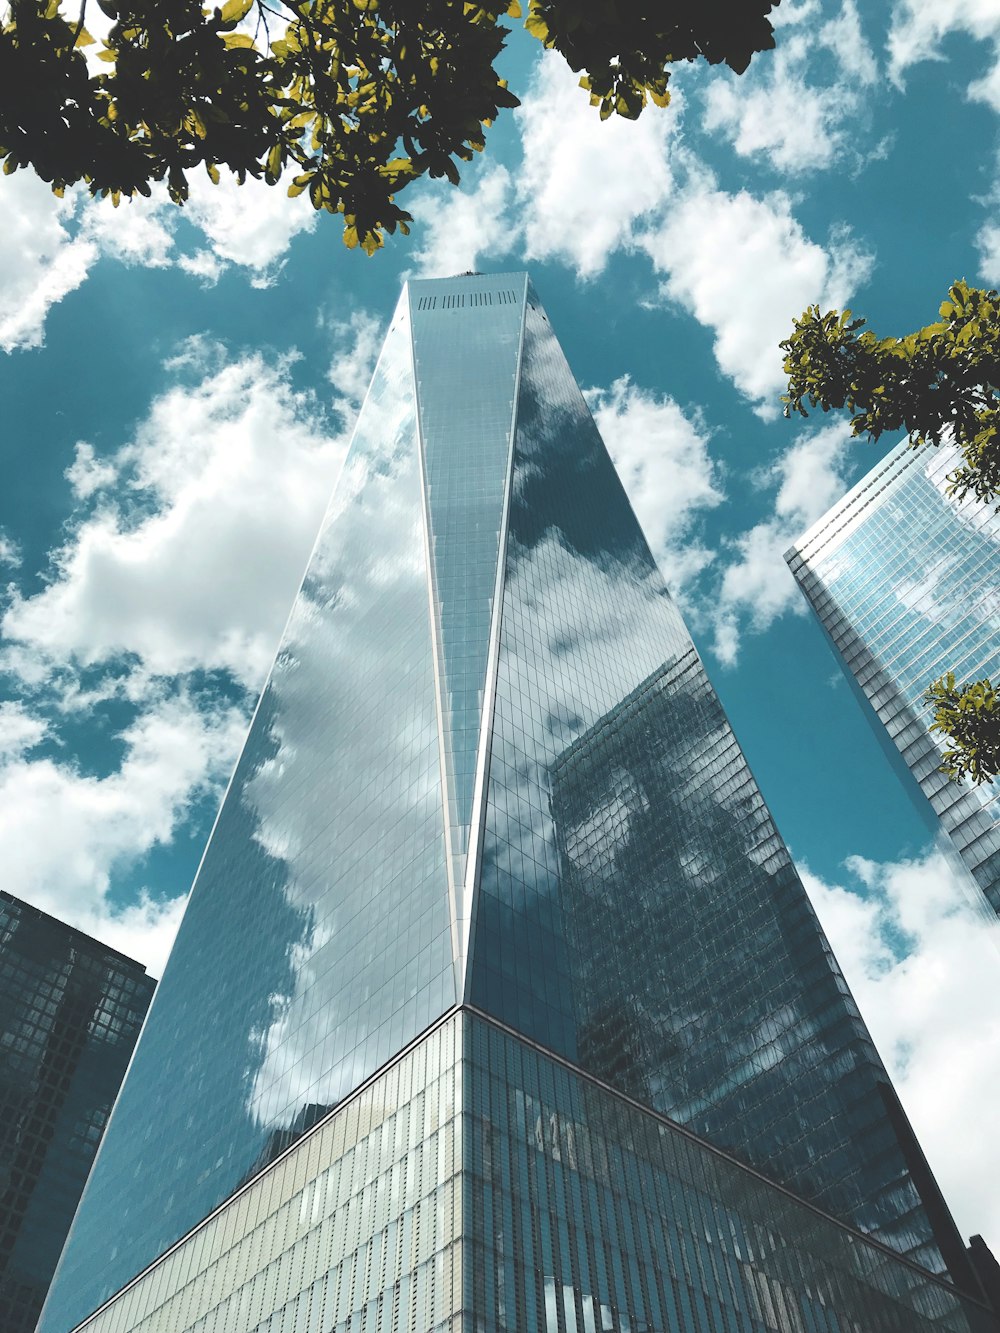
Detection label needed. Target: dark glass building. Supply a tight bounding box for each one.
[786,438,1000,917]
[0,892,154,1333]
[39,275,997,1333]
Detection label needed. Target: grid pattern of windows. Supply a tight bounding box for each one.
[465,1013,994,1333]
[787,440,1000,916]
[468,291,958,1275]
[41,294,457,1333]
[60,1016,464,1333]
[410,274,526,906]
[0,893,153,1333]
[49,1016,995,1333]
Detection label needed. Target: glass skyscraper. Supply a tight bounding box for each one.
[786,438,1000,918]
[0,892,154,1333]
[40,275,996,1333]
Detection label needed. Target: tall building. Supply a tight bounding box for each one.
[40,275,996,1333]
[0,892,154,1333]
[786,438,1000,917]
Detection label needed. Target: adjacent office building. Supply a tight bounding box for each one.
[0,892,154,1333]
[786,438,1000,917]
[40,276,997,1333]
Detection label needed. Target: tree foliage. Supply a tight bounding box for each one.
[926,674,1000,786]
[781,280,1000,508]
[781,282,1000,785]
[0,0,780,253]
[526,1,778,121]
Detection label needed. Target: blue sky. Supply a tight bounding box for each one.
[2,0,1000,1251]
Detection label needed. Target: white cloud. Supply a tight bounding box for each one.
[87,892,189,981]
[0,692,246,977]
[515,54,676,278]
[585,376,723,594]
[0,173,97,352]
[970,57,1000,115]
[2,338,363,689]
[703,0,878,174]
[0,166,320,351]
[404,55,678,281]
[709,423,854,663]
[0,531,21,569]
[888,3,1000,113]
[975,155,1000,285]
[821,0,880,83]
[180,168,318,282]
[0,700,47,760]
[802,848,1000,1249]
[81,166,319,283]
[326,310,385,407]
[979,220,1000,285]
[641,181,873,411]
[80,190,176,268]
[65,441,120,501]
[410,165,515,278]
[177,248,227,285]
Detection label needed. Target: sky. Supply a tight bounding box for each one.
[2,0,1000,1256]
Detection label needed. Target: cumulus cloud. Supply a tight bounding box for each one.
[709,423,855,663]
[585,376,724,594]
[0,700,47,761]
[888,2,1000,113]
[77,166,318,285]
[0,692,246,977]
[514,54,676,277]
[975,150,1000,285]
[979,220,1000,286]
[0,532,22,569]
[0,173,97,352]
[65,441,120,501]
[404,54,677,281]
[326,310,386,406]
[80,190,176,269]
[802,847,1000,1248]
[2,322,377,690]
[702,0,879,174]
[86,893,189,981]
[641,182,873,412]
[0,166,321,351]
[178,168,318,283]
[410,165,515,278]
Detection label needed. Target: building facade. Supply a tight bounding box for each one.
[0,892,154,1333]
[786,438,1000,917]
[40,276,995,1333]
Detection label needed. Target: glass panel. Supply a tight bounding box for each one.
[0,895,153,1333]
[41,1016,993,1333]
[788,440,1000,916]
[465,1013,991,1333]
[51,1019,464,1333]
[469,287,954,1274]
[41,294,456,1333]
[410,274,525,892]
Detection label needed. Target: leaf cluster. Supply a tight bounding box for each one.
[0,0,521,252]
[1,0,780,250]
[528,0,779,120]
[926,673,1000,786]
[781,280,1000,509]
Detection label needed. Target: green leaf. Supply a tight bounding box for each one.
[220,0,255,24]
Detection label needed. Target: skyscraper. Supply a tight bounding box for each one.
[785,438,1000,918]
[0,892,154,1333]
[40,275,995,1333]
